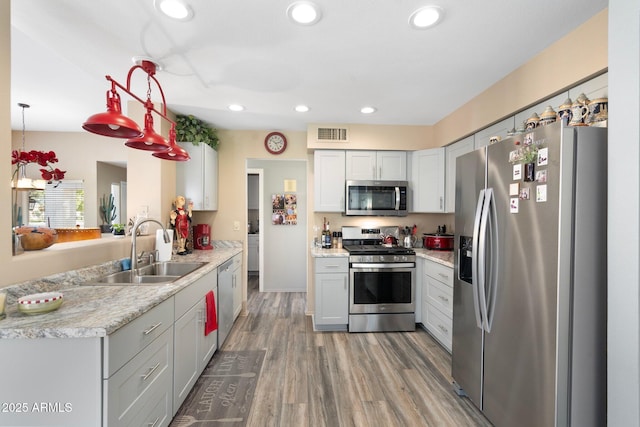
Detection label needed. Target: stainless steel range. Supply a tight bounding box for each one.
[342,226,416,332]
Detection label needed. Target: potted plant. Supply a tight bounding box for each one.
[175,114,219,150]
[99,193,116,233]
[521,145,538,182]
[111,223,126,236]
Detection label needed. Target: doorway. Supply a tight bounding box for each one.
[247,169,264,292]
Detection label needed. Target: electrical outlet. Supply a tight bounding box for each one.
[233,221,240,231]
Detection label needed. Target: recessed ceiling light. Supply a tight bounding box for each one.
[295,105,310,112]
[154,0,194,21]
[409,6,444,29]
[287,1,322,25]
[361,106,377,114]
[228,104,245,112]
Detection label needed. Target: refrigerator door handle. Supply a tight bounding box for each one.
[483,188,499,333]
[471,189,486,329]
[478,188,493,332]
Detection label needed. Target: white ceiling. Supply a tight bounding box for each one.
[10,0,608,133]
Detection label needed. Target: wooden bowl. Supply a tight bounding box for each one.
[15,226,58,250]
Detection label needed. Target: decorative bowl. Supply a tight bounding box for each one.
[18,292,64,315]
[14,226,58,250]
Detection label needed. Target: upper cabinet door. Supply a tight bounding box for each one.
[409,148,445,213]
[345,151,407,180]
[346,151,376,180]
[377,151,407,180]
[445,136,475,213]
[176,143,218,211]
[314,150,346,212]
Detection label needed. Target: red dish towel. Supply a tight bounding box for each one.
[204,290,218,336]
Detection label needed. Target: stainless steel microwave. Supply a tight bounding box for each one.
[345,180,408,216]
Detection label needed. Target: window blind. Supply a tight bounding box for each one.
[31,180,85,228]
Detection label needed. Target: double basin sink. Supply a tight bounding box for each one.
[88,261,207,285]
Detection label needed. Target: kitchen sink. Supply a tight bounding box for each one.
[86,261,207,285]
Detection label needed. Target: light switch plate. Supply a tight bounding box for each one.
[233,221,240,231]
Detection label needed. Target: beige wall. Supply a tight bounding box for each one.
[307,123,434,150]
[1,0,11,268]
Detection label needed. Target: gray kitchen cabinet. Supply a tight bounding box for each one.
[0,337,103,427]
[421,259,453,353]
[314,257,349,330]
[346,150,407,180]
[409,148,445,212]
[445,136,475,213]
[104,296,175,426]
[248,234,259,272]
[176,142,218,210]
[104,328,173,427]
[232,253,243,320]
[314,150,346,212]
[173,270,218,413]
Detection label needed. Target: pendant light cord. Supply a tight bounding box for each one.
[18,102,29,152]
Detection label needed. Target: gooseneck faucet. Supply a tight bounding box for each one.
[130,218,171,276]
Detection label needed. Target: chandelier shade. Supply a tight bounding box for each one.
[82,89,142,138]
[124,110,172,152]
[152,125,191,161]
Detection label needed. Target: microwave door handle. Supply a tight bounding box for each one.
[395,186,400,211]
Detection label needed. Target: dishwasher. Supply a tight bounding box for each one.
[217,259,234,348]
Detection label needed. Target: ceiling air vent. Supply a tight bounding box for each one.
[316,126,349,142]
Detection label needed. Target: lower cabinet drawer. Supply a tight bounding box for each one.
[424,275,453,317]
[423,301,452,353]
[104,327,174,427]
[105,297,174,378]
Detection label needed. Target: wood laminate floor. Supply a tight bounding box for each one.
[219,276,491,427]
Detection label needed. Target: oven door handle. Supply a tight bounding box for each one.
[351,262,415,269]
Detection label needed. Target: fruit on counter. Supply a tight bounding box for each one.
[14,226,58,250]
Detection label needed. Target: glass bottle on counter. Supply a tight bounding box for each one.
[332,232,338,249]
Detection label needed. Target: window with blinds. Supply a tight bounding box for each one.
[28,180,85,227]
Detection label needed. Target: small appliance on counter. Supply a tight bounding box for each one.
[193,224,213,250]
[423,225,454,251]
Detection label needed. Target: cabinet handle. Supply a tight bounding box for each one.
[143,322,162,335]
[438,295,449,302]
[324,265,341,269]
[438,324,448,334]
[141,362,160,381]
[438,272,449,279]
[440,196,443,210]
[148,417,160,427]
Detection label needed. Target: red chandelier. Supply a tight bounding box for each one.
[83,59,190,161]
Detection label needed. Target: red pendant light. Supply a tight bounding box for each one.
[124,109,171,152]
[153,125,191,161]
[84,59,190,161]
[82,86,142,138]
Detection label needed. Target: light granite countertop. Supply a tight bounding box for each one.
[310,246,454,268]
[0,242,242,339]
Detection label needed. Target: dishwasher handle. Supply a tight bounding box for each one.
[219,259,233,273]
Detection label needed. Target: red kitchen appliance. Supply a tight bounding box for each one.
[193,224,213,250]
[423,225,454,251]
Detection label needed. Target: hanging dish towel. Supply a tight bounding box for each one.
[204,290,218,336]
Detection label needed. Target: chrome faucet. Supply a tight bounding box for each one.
[130,218,171,276]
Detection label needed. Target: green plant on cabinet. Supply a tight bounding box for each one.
[175,114,219,150]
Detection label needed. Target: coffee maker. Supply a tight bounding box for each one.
[193,224,213,250]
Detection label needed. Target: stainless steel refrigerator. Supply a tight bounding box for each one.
[452,122,607,427]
